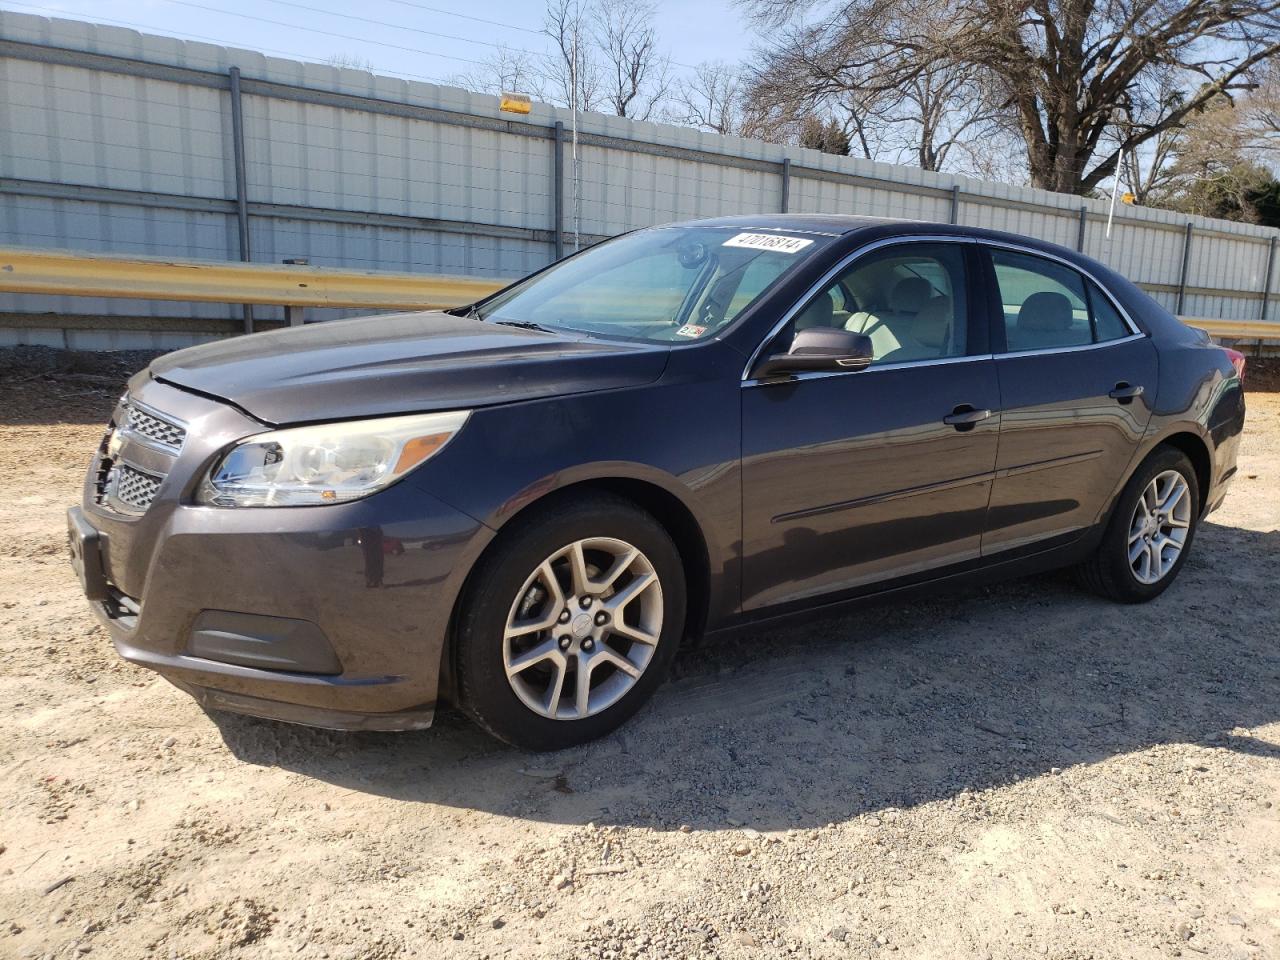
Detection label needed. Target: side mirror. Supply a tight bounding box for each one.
[752,327,874,379]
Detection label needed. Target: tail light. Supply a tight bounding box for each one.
[1224,347,1246,383]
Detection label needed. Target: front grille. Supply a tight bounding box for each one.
[93,395,183,516]
[114,464,163,511]
[123,404,185,450]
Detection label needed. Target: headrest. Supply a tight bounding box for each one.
[1018,291,1073,332]
[890,277,931,313]
[794,291,834,330]
[913,296,952,348]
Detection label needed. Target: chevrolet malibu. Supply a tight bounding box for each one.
[68,216,1246,750]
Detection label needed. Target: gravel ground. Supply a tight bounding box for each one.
[0,347,1277,960]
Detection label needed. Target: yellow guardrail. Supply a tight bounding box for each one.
[1181,318,1280,341]
[0,246,506,310]
[0,246,1276,341]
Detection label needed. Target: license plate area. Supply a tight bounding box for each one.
[67,507,109,602]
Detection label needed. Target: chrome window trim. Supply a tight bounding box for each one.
[744,352,995,387]
[740,233,1149,384]
[994,331,1146,360]
[740,234,976,383]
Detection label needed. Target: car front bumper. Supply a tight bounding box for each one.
[71,376,493,732]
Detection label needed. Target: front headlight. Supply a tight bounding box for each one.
[198,410,470,507]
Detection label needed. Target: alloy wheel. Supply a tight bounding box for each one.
[502,537,663,720]
[1127,469,1192,585]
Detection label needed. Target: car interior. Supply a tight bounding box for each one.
[793,253,966,364]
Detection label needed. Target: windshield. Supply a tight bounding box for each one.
[475,226,832,342]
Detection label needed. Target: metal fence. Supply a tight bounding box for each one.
[1,10,1278,350]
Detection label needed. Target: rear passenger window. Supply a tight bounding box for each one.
[991,251,1131,351]
[792,243,968,365]
[1087,280,1131,342]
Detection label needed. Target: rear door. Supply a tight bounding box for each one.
[980,245,1157,557]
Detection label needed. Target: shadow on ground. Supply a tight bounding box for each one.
[207,518,1280,832]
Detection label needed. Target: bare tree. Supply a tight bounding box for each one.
[671,62,744,135]
[592,0,670,120]
[449,44,543,97]
[741,0,1280,195]
[541,0,604,113]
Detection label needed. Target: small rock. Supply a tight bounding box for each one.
[731,842,751,856]
[488,916,505,929]
[678,824,692,833]
[1227,915,1247,928]
[1175,921,1192,941]
[552,874,573,890]
[731,931,759,947]
[1050,767,1062,775]
[828,926,850,942]
[161,736,176,749]
[451,930,464,941]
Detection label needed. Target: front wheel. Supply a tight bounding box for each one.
[453,493,686,750]
[1077,446,1200,603]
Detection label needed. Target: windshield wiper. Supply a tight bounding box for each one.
[492,319,554,333]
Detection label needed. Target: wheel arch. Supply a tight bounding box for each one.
[438,473,717,701]
[1157,430,1212,512]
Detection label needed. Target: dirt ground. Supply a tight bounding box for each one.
[0,347,1278,960]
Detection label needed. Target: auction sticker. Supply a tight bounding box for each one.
[722,232,814,254]
[675,323,707,338]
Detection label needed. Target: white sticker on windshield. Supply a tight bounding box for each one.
[722,232,814,254]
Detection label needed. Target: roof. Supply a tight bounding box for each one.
[678,214,900,236]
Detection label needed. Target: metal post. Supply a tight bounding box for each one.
[1261,235,1277,322]
[282,258,308,325]
[1176,222,1193,316]
[552,121,565,261]
[949,184,960,225]
[228,66,254,334]
[780,158,791,214]
[1076,206,1088,252]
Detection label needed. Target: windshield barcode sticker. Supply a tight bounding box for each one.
[722,233,814,254]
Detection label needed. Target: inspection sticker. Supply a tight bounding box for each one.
[675,323,707,338]
[722,232,814,254]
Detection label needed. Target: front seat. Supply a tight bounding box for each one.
[879,295,954,362]
[794,291,835,331]
[888,276,931,316]
[1015,291,1084,350]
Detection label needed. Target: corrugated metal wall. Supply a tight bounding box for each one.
[1,10,1278,350]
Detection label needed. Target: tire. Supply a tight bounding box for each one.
[1076,445,1200,603]
[453,492,686,750]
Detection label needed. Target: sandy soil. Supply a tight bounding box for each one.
[0,348,1277,960]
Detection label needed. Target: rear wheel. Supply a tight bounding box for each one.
[1077,446,1200,603]
[453,493,686,750]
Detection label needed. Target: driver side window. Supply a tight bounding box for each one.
[791,243,969,364]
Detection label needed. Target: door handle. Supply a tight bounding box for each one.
[1109,382,1144,403]
[943,405,992,431]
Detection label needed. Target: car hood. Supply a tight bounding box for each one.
[149,311,670,425]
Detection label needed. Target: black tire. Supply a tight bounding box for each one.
[1076,446,1200,603]
[453,492,686,751]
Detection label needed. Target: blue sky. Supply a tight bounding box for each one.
[0,0,757,90]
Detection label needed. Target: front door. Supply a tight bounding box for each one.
[740,240,1001,611]
[979,246,1158,556]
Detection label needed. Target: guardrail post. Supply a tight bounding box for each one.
[229,66,254,334]
[282,258,308,325]
[1176,222,1194,316]
[1076,206,1088,252]
[780,158,791,214]
[552,121,565,261]
[1262,235,1277,322]
[949,185,960,225]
